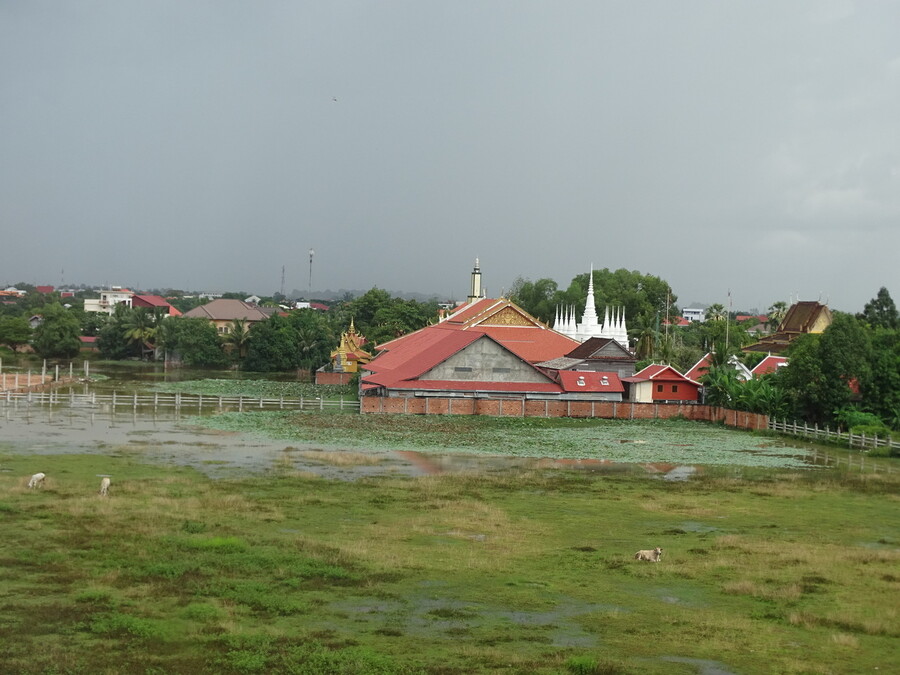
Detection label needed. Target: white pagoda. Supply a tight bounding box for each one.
[553,267,629,349]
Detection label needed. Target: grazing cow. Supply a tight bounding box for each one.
[634,546,663,562]
[99,477,110,497]
[27,472,46,489]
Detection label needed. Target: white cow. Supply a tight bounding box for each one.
[99,477,111,497]
[634,546,663,562]
[27,472,46,489]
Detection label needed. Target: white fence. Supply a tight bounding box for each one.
[769,418,900,453]
[0,390,360,412]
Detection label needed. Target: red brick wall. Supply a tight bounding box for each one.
[360,395,767,431]
[315,371,353,386]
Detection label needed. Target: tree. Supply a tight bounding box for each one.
[767,301,788,330]
[705,304,726,322]
[169,318,229,367]
[0,316,32,351]
[244,315,301,372]
[223,319,251,361]
[31,304,81,359]
[857,287,899,330]
[122,307,157,359]
[780,314,872,425]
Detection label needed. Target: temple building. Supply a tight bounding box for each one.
[316,320,372,385]
[553,267,629,348]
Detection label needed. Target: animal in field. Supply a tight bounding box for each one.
[99,477,110,497]
[27,472,46,489]
[634,546,663,562]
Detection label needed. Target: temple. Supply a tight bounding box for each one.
[553,266,629,348]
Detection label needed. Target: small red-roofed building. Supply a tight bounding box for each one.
[623,364,701,403]
[750,354,788,377]
[132,294,182,316]
[685,353,752,382]
[35,285,55,294]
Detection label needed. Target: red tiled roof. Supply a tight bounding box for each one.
[624,363,700,386]
[556,370,624,393]
[79,336,97,343]
[751,355,788,377]
[685,354,712,381]
[132,294,183,316]
[35,286,54,294]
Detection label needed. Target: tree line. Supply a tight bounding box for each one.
[0,287,439,375]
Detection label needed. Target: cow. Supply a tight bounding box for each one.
[27,472,46,489]
[99,477,110,497]
[634,546,663,562]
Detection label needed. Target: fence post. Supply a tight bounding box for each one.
[112,391,116,408]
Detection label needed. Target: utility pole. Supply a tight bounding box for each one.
[280,266,285,298]
[308,249,314,299]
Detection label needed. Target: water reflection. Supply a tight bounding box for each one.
[0,403,711,481]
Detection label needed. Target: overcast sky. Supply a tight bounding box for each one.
[2,1,898,312]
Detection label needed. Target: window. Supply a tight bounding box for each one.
[454,367,472,373]
[492,367,511,374]
[672,385,678,393]
[656,384,663,393]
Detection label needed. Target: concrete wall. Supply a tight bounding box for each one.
[360,395,768,432]
[423,336,549,383]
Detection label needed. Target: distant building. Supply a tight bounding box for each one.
[682,308,706,323]
[743,301,832,354]
[83,287,134,314]
[183,298,274,334]
[132,294,182,316]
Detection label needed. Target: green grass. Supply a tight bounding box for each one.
[0,450,897,674]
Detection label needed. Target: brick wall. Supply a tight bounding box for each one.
[315,371,353,386]
[361,395,768,432]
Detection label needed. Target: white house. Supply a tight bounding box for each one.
[83,287,134,314]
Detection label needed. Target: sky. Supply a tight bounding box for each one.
[2,1,898,313]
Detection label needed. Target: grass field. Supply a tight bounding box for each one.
[1,433,898,674]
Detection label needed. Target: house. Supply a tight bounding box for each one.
[750,354,788,377]
[682,308,706,323]
[536,337,637,379]
[743,301,832,354]
[131,294,182,316]
[623,364,701,403]
[182,298,274,334]
[685,353,753,382]
[35,285,54,294]
[83,287,134,314]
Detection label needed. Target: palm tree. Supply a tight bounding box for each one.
[296,327,321,379]
[767,301,788,331]
[706,303,727,322]
[224,319,250,361]
[122,307,156,359]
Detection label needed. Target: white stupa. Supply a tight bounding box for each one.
[553,266,629,348]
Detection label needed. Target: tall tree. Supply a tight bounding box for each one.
[31,303,81,359]
[857,287,899,330]
[0,316,32,351]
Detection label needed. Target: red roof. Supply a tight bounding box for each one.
[79,336,97,343]
[132,294,183,316]
[624,363,700,386]
[35,286,54,294]
[685,354,713,381]
[556,371,624,393]
[751,355,788,377]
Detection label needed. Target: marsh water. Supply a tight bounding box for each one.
[0,361,828,481]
